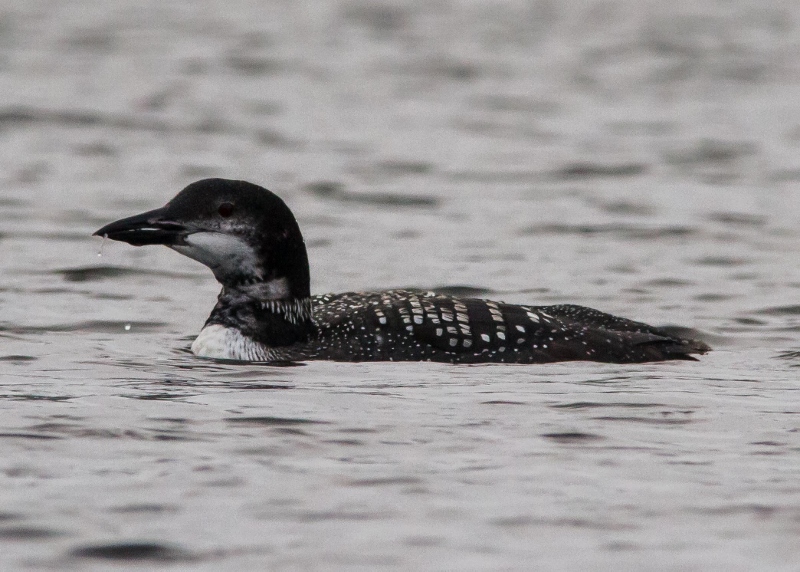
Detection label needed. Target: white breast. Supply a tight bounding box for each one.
[191,324,273,361]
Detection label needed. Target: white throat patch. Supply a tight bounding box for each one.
[170,232,261,282]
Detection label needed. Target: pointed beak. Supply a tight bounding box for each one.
[93,206,187,246]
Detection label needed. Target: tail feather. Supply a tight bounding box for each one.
[634,335,711,362]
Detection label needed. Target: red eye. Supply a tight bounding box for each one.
[218,202,234,218]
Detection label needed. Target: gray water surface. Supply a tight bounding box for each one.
[2,1,800,570]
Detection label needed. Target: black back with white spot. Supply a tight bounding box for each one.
[290,290,709,363]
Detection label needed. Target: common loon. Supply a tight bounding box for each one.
[94,178,710,364]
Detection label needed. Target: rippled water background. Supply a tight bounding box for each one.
[2,0,800,569]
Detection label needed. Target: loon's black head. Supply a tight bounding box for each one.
[94,178,310,299]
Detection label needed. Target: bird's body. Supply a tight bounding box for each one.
[95,178,709,364]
